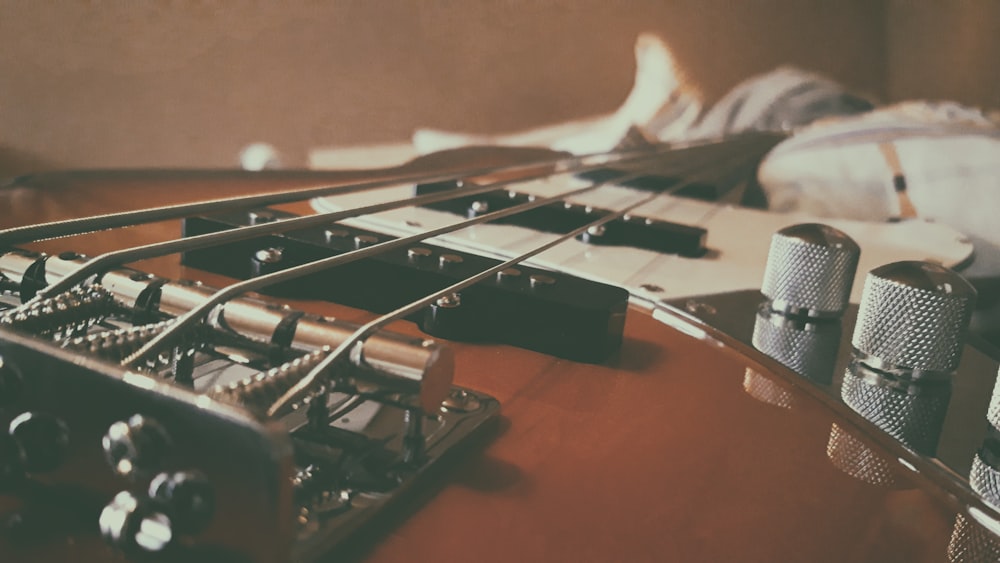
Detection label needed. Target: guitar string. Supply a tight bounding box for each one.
[27,138,748,303]
[0,134,754,247]
[266,147,769,417]
[121,139,768,368]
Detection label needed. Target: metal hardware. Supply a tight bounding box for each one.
[441,388,482,413]
[102,414,172,479]
[324,228,350,241]
[853,261,976,375]
[529,274,556,288]
[354,234,378,249]
[439,253,464,267]
[760,223,859,317]
[657,282,1000,534]
[211,349,328,411]
[181,210,628,364]
[0,250,453,403]
[254,247,284,264]
[407,247,432,262]
[435,293,461,309]
[148,471,215,535]
[0,284,117,338]
[249,210,277,224]
[497,268,521,282]
[99,490,174,553]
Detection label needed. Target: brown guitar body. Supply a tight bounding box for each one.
[0,151,973,562]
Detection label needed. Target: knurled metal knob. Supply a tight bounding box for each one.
[751,309,842,384]
[761,223,860,317]
[972,366,1000,508]
[840,366,951,456]
[852,261,976,374]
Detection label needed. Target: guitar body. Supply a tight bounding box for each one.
[0,148,992,562]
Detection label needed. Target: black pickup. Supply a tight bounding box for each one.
[182,209,628,363]
[414,177,708,258]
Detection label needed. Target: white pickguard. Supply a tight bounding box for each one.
[311,176,973,305]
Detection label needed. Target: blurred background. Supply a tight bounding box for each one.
[0,0,997,175]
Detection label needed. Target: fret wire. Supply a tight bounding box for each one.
[267,147,768,418]
[0,135,747,246]
[28,140,699,302]
[120,139,759,369]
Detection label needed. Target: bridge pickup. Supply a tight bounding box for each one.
[414,181,708,257]
[182,209,628,363]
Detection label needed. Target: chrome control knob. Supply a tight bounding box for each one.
[761,223,860,317]
[149,471,215,535]
[852,261,976,375]
[99,490,173,553]
[8,411,69,473]
[840,366,951,456]
[971,367,1000,508]
[102,415,171,479]
[751,309,842,384]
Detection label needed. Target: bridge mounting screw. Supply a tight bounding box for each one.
[435,293,461,309]
[248,210,277,224]
[497,268,522,282]
[407,247,432,262]
[529,274,556,289]
[439,254,464,268]
[253,247,284,264]
[354,235,379,249]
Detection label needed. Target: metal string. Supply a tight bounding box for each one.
[266,146,768,417]
[27,139,717,302]
[0,135,748,246]
[121,137,769,368]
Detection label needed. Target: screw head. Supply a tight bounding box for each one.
[253,247,283,264]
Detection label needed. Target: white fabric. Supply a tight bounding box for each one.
[758,102,1000,248]
[412,33,702,155]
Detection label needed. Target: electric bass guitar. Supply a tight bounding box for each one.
[0,138,998,562]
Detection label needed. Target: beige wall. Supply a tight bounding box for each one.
[886,0,1000,110]
[0,1,889,174]
[18,1,997,175]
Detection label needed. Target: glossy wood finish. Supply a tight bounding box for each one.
[0,155,970,562]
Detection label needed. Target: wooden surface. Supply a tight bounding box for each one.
[0,158,971,562]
